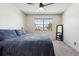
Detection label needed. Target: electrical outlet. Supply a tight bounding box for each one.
[74,42,76,45]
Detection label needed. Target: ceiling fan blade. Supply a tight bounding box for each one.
[44,3,54,6]
[27,3,34,5]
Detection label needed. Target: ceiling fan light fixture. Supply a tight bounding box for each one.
[39,7,44,10]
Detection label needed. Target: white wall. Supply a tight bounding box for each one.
[63,4,79,52]
[24,14,62,39]
[0,3,25,29]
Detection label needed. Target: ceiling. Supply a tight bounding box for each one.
[14,3,72,14]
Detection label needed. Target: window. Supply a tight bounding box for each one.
[34,18,53,31]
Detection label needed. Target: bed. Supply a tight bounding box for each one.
[0,30,55,56]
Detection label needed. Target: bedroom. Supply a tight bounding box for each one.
[0,3,79,56]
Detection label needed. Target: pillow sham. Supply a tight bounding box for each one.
[0,30,17,39]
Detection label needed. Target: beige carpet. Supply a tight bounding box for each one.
[52,40,79,56]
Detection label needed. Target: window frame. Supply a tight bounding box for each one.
[34,18,53,31]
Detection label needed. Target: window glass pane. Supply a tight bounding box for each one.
[40,19,43,22]
[44,21,49,24]
[44,25,47,27]
[37,22,40,24]
[37,20,40,22]
[35,20,38,24]
[40,21,43,24]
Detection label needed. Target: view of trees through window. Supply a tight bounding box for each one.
[34,18,53,31]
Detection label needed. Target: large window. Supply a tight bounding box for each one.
[34,18,53,31]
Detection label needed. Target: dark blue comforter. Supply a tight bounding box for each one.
[0,30,55,56]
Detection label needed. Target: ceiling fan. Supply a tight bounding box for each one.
[27,3,54,10]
